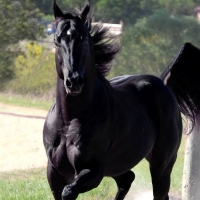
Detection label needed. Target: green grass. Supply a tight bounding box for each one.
[0,168,51,200]
[0,139,184,199]
[0,93,52,110]
[0,168,116,200]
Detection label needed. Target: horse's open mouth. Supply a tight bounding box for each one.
[68,91,81,96]
[66,87,83,96]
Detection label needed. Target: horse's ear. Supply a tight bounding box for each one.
[53,0,64,19]
[80,0,90,22]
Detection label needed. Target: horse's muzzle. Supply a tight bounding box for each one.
[65,73,84,95]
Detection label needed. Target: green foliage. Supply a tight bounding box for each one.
[7,43,56,95]
[42,14,55,22]
[95,0,152,24]
[0,51,15,89]
[153,0,197,15]
[34,0,91,15]
[0,0,44,88]
[95,0,198,24]
[0,0,44,45]
[33,0,199,25]
[111,10,200,77]
[34,0,53,15]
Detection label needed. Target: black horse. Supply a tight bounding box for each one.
[43,1,200,200]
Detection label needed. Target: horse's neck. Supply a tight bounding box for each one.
[56,75,108,123]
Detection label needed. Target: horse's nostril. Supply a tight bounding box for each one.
[78,77,84,86]
[66,79,72,88]
[66,75,83,90]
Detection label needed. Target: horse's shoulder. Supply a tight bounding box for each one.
[45,102,56,120]
[44,102,62,132]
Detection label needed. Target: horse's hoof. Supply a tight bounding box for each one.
[62,186,78,200]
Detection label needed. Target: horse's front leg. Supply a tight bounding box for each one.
[47,160,66,200]
[62,162,103,200]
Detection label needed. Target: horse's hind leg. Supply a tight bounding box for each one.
[112,170,135,200]
[148,156,177,200]
[146,125,181,200]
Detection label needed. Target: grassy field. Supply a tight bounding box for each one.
[0,168,116,200]
[0,92,52,110]
[0,142,184,200]
[0,93,185,199]
[0,144,184,200]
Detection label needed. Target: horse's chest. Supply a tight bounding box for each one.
[66,133,88,165]
[46,117,107,174]
[64,120,94,168]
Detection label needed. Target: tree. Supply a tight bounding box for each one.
[95,0,153,24]
[33,0,200,25]
[111,9,200,77]
[34,0,93,15]
[0,0,44,89]
[0,0,44,45]
[153,0,197,15]
[95,0,199,25]
[34,0,52,15]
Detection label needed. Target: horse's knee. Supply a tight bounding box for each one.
[62,167,103,199]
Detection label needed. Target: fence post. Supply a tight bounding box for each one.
[182,117,200,200]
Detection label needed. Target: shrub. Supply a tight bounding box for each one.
[7,43,56,96]
[0,51,15,90]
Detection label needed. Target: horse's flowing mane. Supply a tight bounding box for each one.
[58,9,120,77]
[90,22,120,76]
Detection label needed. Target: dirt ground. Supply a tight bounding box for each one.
[0,103,48,171]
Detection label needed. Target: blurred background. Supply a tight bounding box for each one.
[1,0,200,99]
[0,0,199,199]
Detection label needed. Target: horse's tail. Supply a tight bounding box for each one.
[160,43,200,131]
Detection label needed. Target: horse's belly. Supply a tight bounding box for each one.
[104,135,155,177]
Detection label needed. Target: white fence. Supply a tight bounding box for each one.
[92,21,123,35]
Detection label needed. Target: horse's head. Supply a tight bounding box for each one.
[53,0,93,96]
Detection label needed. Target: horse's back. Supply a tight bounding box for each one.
[110,74,180,115]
